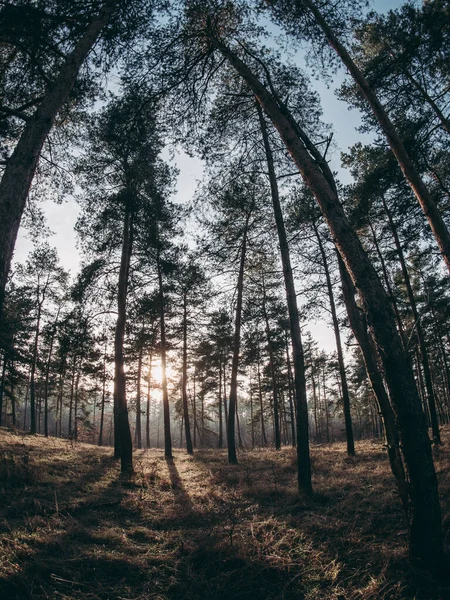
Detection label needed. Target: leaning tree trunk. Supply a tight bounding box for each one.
[381,194,441,444]
[227,211,252,465]
[182,293,194,454]
[313,220,355,456]
[337,254,409,511]
[297,0,450,273]
[211,37,443,566]
[0,0,118,317]
[257,103,312,493]
[157,247,172,459]
[113,207,133,473]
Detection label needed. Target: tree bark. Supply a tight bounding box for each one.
[0,0,118,316]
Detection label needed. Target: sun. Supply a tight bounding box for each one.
[150,358,174,386]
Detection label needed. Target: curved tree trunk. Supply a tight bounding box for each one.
[0,0,118,317]
[211,39,442,566]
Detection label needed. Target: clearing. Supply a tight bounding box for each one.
[0,428,449,599]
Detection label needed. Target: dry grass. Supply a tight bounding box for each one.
[0,427,449,600]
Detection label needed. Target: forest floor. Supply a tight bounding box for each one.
[0,429,449,600]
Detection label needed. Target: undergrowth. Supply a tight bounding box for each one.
[0,427,449,599]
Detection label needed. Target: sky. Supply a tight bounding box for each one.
[12,0,403,353]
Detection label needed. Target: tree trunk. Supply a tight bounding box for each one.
[337,253,409,510]
[73,369,80,442]
[146,351,153,449]
[227,210,252,464]
[157,247,172,459]
[218,359,223,448]
[313,220,355,455]
[300,0,450,274]
[182,293,194,454]
[0,0,118,316]
[261,274,281,450]
[98,343,107,446]
[211,39,442,565]
[284,333,297,447]
[381,195,441,444]
[0,353,7,427]
[257,348,268,446]
[368,220,407,346]
[29,298,43,434]
[43,307,60,438]
[135,339,143,449]
[257,102,311,490]
[113,207,133,473]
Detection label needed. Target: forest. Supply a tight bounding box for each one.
[0,0,449,598]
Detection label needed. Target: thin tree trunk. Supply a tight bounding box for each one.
[43,307,61,438]
[113,207,133,473]
[182,294,193,454]
[256,347,268,446]
[313,220,355,455]
[74,369,80,442]
[135,339,143,449]
[261,273,281,450]
[284,331,297,447]
[0,0,118,316]
[98,342,107,446]
[218,359,223,448]
[157,247,172,459]
[257,102,311,490]
[211,39,442,565]
[29,298,43,434]
[146,351,153,449]
[228,210,252,464]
